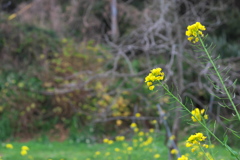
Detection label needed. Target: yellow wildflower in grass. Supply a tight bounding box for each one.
[145,68,164,90]
[130,122,137,128]
[154,154,161,159]
[186,22,206,43]
[151,120,157,124]
[20,150,28,156]
[138,131,144,136]
[177,155,188,160]
[21,146,29,151]
[135,113,141,117]
[187,132,207,144]
[134,127,139,132]
[103,138,109,143]
[115,148,120,152]
[149,128,154,133]
[127,147,133,151]
[108,140,114,145]
[186,132,207,152]
[115,136,125,141]
[6,143,13,149]
[95,151,101,156]
[191,108,208,122]
[203,144,209,148]
[170,149,179,154]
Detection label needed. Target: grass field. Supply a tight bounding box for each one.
[0,136,236,160]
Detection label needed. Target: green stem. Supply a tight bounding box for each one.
[199,37,240,121]
[160,83,240,159]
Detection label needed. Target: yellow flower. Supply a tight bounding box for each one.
[151,120,157,124]
[177,155,188,160]
[186,22,206,43]
[135,113,141,117]
[186,132,207,150]
[21,146,29,151]
[203,144,209,148]
[185,142,193,147]
[170,149,178,154]
[108,140,114,145]
[149,86,155,90]
[145,68,164,90]
[130,123,137,128]
[115,136,125,141]
[138,131,144,136]
[154,154,161,159]
[115,148,120,152]
[134,128,139,132]
[21,150,28,156]
[103,138,109,143]
[149,128,154,133]
[6,143,13,149]
[127,147,133,151]
[191,108,208,122]
[95,151,101,155]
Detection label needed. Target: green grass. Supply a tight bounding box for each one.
[0,140,236,160]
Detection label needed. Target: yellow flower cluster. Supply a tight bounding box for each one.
[5,143,13,149]
[185,132,209,152]
[186,132,206,145]
[103,138,114,144]
[191,108,208,122]
[170,149,178,154]
[145,68,164,90]
[115,136,125,141]
[135,113,141,117]
[186,22,206,43]
[20,146,29,156]
[177,155,188,160]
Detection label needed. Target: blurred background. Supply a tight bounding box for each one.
[0,0,240,147]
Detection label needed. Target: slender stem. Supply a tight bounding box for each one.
[199,37,240,121]
[160,83,240,159]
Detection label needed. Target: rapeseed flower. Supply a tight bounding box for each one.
[145,68,164,90]
[21,146,29,150]
[170,149,179,154]
[5,143,13,149]
[187,132,207,144]
[186,132,207,152]
[114,148,120,152]
[127,147,133,151]
[130,122,137,128]
[151,120,157,124]
[21,150,28,156]
[108,140,114,145]
[186,22,206,43]
[95,151,101,156]
[103,138,109,143]
[154,154,161,159]
[191,108,208,122]
[177,155,188,160]
[135,113,141,117]
[20,145,29,156]
[115,136,125,141]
